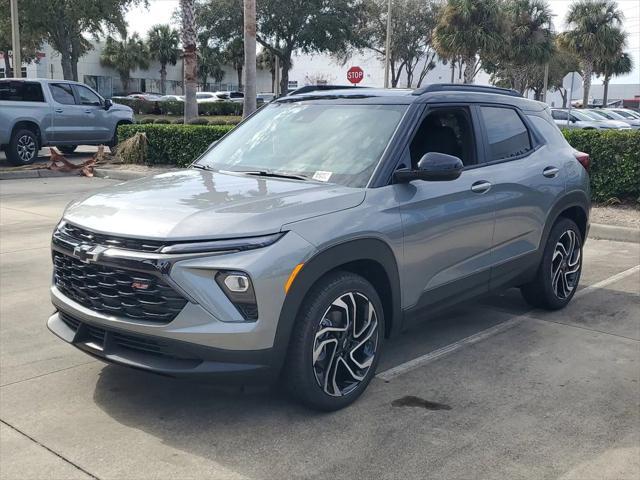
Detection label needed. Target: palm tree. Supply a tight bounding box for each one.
[433,0,505,84]
[503,0,554,93]
[243,0,257,117]
[560,0,624,108]
[198,45,224,89]
[596,50,632,106]
[257,50,276,92]
[147,24,179,95]
[100,34,149,94]
[180,0,198,122]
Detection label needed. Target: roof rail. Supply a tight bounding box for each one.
[413,83,523,98]
[288,85,371,95]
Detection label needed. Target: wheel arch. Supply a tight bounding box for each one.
[271,237,402,372]
[12,120,42,145]
[541,190,590,249]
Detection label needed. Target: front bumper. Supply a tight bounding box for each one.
[48,310,277,381]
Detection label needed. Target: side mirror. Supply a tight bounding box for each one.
[569,116,576,123]
[393,152,463,183]
[104,99,113,110]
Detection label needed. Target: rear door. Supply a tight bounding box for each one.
[49,83,85,143]
[478,105,566,288]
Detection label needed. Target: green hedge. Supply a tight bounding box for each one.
[562,129,639,203]
[112,98,242,116]
[118,124,234,166]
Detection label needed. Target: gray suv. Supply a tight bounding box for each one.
[0,78,134,165]
[48,84,590,410]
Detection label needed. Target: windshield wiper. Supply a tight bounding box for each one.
[192,164,213,171]
[227,170,310,181]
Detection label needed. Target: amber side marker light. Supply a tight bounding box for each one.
[284,263,304,294]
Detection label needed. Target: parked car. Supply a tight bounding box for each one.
[550,108,630,130]
[159,95,184,102]
[609,108,640,120]
[126,92,163,102]
[196,92,226,103]
[48,84,590,410]
[588,108,640,129]
[257,93,276,103]
[0,78,134,165]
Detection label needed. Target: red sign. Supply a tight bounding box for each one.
[347,66,364,84]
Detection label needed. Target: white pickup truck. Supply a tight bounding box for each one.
[0,78,134,165]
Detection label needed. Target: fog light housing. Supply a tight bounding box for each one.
[215,271,258,320]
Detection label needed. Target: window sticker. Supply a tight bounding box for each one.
[312,171,333,182]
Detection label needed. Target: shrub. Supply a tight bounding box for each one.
[172,118,184,124]
[154,118,170,124]
[188,118,210,125]
[118,124,234,166]
[198,101,243,116]
[138,117,155,124]
[112,97,145,114]
[159,100,184,116]
[562,129,640,203]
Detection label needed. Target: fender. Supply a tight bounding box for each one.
[540,189,590,250]
[268,237,402,374]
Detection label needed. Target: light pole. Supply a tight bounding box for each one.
[383,0,392,88]
[10,0,21,78]
[243,0,257,117]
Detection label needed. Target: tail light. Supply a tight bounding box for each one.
[574,151,590,172]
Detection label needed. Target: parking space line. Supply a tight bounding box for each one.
[376,264,640,382]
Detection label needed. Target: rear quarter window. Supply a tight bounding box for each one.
[527,115,570,147]
[0,81,45,102]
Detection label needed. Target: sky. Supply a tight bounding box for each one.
[125,0,640,85]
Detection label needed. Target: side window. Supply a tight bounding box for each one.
[480,106,532,161]
[409,107,476,167]
[50,84,76,105]
[551,110,567,121]
[528,115,569,147]
[0,81,45,102]
[75,85,102,106]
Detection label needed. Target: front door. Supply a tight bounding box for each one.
[72,84,111,142]
[396,106,496,313]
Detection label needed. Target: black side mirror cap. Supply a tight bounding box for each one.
[393,152,464,183]
[104,99,113,110]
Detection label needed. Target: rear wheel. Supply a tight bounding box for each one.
[521,218,583,310]
[284,271,383,411]
[6,128,39,165]
[57,145,77,155]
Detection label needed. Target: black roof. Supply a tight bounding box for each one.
[277,83,546,112]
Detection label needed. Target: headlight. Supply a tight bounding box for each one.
[215,271,258,320]
[160,232,284,254]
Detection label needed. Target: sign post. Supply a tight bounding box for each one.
[347,66,364,85]
[563,71,583,127]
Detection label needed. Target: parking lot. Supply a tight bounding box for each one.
[1,176,638,480]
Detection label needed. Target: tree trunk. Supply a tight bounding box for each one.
[450,60,455,82]
[560,88,567,108]
[2,51,11,76]
[237,66,243,91]
[463,55,476,84]
[160,65,167,95]
[243,0,257,118]
[602,75,610,107]
[60,50,74,80]
[582,60,592,108]
[279,58,290,96]
[180,0,198,122]
[271,68,275,93]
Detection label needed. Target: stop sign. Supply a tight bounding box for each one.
[347,66,364,84]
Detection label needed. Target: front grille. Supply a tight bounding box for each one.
[58,223,166,252]
[60,313,194,360]
[53,252,187,323]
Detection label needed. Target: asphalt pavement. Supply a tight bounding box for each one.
[0,177,638,480]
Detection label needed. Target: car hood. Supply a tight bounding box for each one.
[63,169,365,240]
[601,119,631,128]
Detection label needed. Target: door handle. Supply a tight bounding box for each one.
[54,108,63,113]
[84,109,92,114]
[543,166,559,178]
[471,180,492,194]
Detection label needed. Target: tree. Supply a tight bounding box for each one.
[180,0,198,122]
[198,44,224,88]
[243,0,257,117]
[257,49,277,92]
[147,24,179,95]
[434,0,505,84]
[359,0,439,88]
[14,0,141,80]
[100,34,149,93]
[0,0,44,75]
[560,0,625,108]
[595,50,632,106]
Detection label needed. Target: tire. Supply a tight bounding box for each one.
[283,271,384,411]
[6,128,39,165]
[58,145,77,155]
[521,217,583,310]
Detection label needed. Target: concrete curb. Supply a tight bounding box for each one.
[93,168,149,181]
[0,169,78,180]
[589,223,640,244]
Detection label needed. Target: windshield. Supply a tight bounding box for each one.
[196,102,407,187]
[573,110,601,121]
[590,110,614,120]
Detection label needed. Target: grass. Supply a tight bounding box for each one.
[134,114,242,125]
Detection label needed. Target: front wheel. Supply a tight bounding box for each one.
[521,218,583,310]
[283,271,383,411]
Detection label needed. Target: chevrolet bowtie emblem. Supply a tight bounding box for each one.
[73,244,107,263]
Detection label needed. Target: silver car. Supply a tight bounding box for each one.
[550,108,630,130]
[0,78,134,165]
[48,85,591,410]
[588,108,640,129]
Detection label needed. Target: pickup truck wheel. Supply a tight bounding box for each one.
[7,129,39,165]
[283,271,383,411]
[58,145,77,155]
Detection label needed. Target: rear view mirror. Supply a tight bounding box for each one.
[393,152,463,183]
